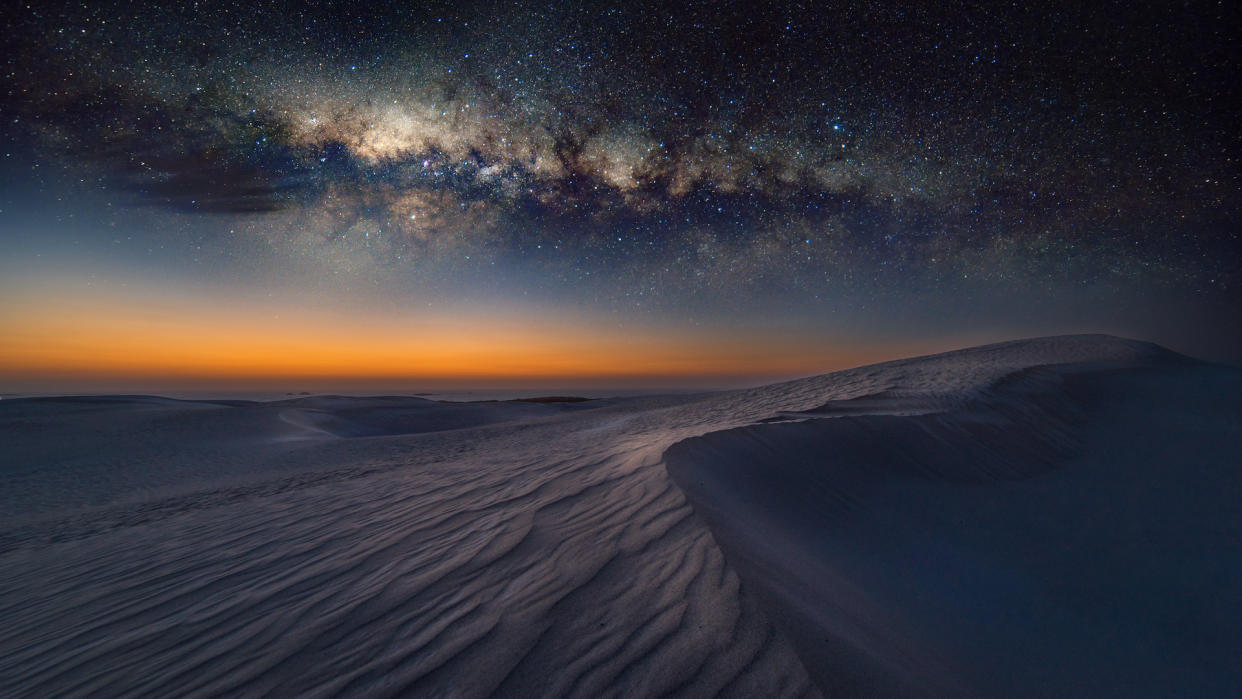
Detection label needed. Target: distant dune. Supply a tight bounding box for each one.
[1,335,1238,697]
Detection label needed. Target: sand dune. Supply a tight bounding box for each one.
[1,392,814,696]
[1,335,1237,696]
[0,395,614,521]
[667,337,1241,697]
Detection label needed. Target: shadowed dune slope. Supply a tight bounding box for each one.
[666,343,1241,697]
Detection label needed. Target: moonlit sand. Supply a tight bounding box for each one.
[2,335,1238,697]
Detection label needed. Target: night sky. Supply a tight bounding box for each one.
[2,1,1239,393]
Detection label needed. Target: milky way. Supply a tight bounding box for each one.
[2,1,1240,371]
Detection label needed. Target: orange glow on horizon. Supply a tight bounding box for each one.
[1,277,884,391]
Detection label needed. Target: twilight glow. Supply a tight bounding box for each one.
[1,1,1239,395]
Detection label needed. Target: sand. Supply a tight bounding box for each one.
[1,334,1237,696]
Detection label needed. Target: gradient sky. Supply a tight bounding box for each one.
[2,1,1239,395]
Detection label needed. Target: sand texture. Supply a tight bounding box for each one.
[2,335,1237,696]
